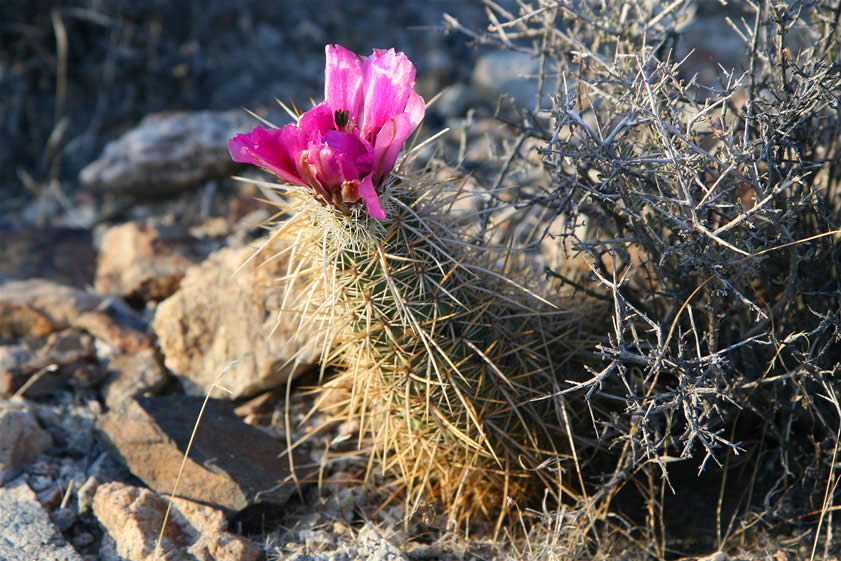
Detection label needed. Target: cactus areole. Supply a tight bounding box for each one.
[228,45,425,219]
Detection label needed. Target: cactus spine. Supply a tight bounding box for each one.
[271,171,593,527]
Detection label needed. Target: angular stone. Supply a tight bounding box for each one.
[80,110,258,196]
[74,311,152,353]
[97,396,314,511]
[188,531,262,561]
[95,221,213,302]
[152,239,321,399]
[0,477,84,561]
[76,475,101,513]
[101,348,170,410]
[93,481,261,561]
[0,280,94,340]
[0,402,53,484]
[0,279,150,352]
[0,345,36,396]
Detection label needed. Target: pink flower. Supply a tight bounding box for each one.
[228,45,425,219]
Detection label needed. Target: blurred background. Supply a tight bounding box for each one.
[0,0,489,229]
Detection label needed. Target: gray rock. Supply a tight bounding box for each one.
[1,329,104,397]
[51,507,76,531]
[101,348,170,410]
[0,477,84,561]
[472,51,548,110]
[80,110,257,196]
[432,83,484,118]
[152,239,321,399]
[0,402,53,483]
[279,523,408,561]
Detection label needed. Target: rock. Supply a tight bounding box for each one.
[93,481,262,561]
[0,279,100,333]
[41,329,104,388]
[97,396,315,511]
[0,345,35,395]
[74,310,152,353]
[347,524,408,561]
[278,523,408,561]
[432,83,484,118]
[95,221,213,302]
[0,279,150,352]
[0,477,84,561]
[152,239,321,399]
[674,7,752,85]
[80,110,258,196]
[472,51,547,109]
[76,475,101,513]
[1,329,103,397]
[188,532,263,561]
[34,397,103,457]
[0,226,96,288]
[0,402,53,483]
[101,348,170,410]
[51,506,76,531]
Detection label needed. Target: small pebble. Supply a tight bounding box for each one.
[72,532,95,548]
[51,506,76,530]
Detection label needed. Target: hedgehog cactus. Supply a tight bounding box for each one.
[230,45,594,527]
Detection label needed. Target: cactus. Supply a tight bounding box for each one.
[267,171,599,528]
[229,44,602,528]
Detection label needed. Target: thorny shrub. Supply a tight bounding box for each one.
[447,0,841,556]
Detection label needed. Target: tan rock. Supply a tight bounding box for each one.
[74,311,151,353]
[0,279,150,352]
[93,481,193,561]
[92,481,261,561]
[152,239,321,399]
[76,475,101,513]
[168,497,226,536]
[188,532,261,561]
[0,279,99,337]
[97,396,313,511]
[0,402,53,483]
[95,221,207,302]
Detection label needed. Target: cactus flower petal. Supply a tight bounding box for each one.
[325,45,365,125]
[227,125,309,186]
[372,113,415,184]
[358,174,386,220]
[228,44,424,219]
[357,48,418,139]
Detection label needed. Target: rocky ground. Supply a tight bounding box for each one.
[1,2,778,560]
